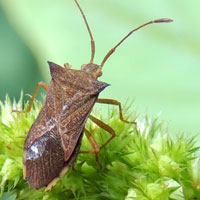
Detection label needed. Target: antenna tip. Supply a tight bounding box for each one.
[154,18,173,23]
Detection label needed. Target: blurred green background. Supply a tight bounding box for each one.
[0,0,200,136]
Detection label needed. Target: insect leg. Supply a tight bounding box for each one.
[96,98,136,125]
[80,128,102,168]
[12,82,48,113]
[88,115,115,150]
[45,165,70,192]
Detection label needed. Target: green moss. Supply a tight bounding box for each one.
[0,94,200,200]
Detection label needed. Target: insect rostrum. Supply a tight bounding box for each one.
[13,0,172,191]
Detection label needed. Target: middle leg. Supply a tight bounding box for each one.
[80,128,102,168]
[88,114,115,150]
[79,115,116,168]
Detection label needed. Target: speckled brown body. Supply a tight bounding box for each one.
[22,0,172,190]
[23,62,108,189]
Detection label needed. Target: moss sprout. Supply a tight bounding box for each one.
[0,94,200,200]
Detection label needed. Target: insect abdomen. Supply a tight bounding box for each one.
[23,129,65,189]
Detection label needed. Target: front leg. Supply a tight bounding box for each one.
[12,82,48,113]
[96,98,136,124]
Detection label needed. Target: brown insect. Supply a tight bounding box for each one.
[13,0,172,191]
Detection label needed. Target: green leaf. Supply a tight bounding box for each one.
[0,191,17,200]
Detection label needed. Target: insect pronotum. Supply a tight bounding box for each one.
[13,0,173,191]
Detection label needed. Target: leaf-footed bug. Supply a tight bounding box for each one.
[12,0,173,191]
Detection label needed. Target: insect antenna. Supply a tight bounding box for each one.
[100,18,173,68]
[74,0,95,63]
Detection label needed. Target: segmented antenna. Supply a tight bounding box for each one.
[100,18,173,68]
[74,0,95,63]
